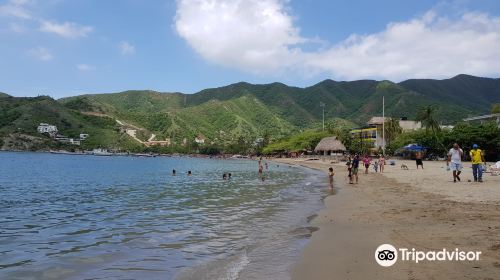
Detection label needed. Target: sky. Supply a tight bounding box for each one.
[1,0,500,98]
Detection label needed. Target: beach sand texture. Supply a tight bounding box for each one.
[272,158,500,280]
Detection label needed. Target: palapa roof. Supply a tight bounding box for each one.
[314,136,346,152]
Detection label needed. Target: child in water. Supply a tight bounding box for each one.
[328,167,335,189]
[373,161,379,173]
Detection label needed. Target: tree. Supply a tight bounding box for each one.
[492,103,500,114]
[382,118,403,147]
[416,105,441,133]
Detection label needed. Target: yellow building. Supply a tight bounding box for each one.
[349,127,379,148]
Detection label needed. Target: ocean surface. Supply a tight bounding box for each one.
[0,152,328,280]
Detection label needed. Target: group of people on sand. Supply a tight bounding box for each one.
[342,154,387,184]
[326,142,488,188]
[447,143,486,183]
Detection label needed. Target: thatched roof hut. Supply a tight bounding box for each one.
[314,136,346,154]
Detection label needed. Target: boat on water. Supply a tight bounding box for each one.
[132,153,156,157]
[50,150,84,155]
[88,148,113,156]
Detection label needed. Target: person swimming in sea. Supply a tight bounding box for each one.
[172,169,176,176]
[187,170,192,176]
[228,173,232,179]
[223,173,227,180]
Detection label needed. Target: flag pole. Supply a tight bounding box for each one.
[382,96,385,155]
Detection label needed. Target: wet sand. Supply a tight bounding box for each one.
[271,158,500,280]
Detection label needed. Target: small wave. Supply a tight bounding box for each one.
[175,250,250,280]
[221,250,250,280]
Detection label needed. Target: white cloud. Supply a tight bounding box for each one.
[76,64,94,71]
[39,20,93,38]
[28,46,53,61]
[0,0,32,19]
[118,41,135,55]
[174,0,305,73]
[305,11,500,80]
[174,0,500,80]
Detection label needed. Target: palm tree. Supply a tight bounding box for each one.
[416,105,440,133]
[416,105,447,155]
[384,118,403,146]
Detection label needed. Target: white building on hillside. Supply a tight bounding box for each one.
[367,117,421,131]
[195,134,205,144]
[37,123,58,136]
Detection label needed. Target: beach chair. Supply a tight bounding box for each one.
[489,161,500,176]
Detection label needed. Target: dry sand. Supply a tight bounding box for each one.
[271,158,500,280]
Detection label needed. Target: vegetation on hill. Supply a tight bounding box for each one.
[1,74,498,152]
[492,103,500,114]
[0,95,140,151]
[263,130,331,154]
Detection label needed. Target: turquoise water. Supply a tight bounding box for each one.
[0,152,327,280]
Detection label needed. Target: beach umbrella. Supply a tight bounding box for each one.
[401,144,426,151]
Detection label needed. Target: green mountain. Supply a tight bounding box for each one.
[0,95,139,150]
[1,74,498,151]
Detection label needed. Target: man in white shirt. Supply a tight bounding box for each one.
[447,143,463,183]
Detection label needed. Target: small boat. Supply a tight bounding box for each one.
[132,153,156,157]
[50,150,84,155]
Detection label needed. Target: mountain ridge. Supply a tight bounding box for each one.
[1,74,498,150]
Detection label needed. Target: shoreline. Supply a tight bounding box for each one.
[270,158,500,280]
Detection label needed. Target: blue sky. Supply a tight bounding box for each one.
[1,0,500,98]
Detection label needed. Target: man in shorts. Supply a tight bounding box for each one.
[415,151,424,169]
[469,144,485,182]
[352,154,360,184]
[447,143,463,183]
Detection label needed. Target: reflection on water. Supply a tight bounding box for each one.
[0,152,326,279]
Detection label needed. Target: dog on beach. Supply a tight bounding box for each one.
[401,164,409,170]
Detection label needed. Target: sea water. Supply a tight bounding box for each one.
[0,152,327,280]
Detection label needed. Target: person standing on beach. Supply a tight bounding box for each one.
[363,155,371,174]
[416,151,424,169]
[379,155,385,173]
[470,144,485,182]
[346,161,353,184]
[447,143,463,183]
[328,167,335,189]
[352,155,360,183]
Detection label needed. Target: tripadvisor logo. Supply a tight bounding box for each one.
[375,244,481,267]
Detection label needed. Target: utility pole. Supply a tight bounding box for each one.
[382,96,385,155]
[320,102,325,131]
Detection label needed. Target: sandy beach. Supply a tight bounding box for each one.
[271,158,500,280]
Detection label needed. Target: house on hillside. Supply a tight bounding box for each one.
[367,117,421,131]
[144,138,171,147]
[37,123,58,137]
[195,134,205,145]
[80,133,89,140]
[464,113,500,127]
[350,117,421,150]
[315,136,346,156]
